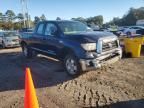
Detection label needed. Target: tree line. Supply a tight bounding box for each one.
[71,7,144,28]
[104,7,144,27]
[0,7,144,30]
[0,10,47,30]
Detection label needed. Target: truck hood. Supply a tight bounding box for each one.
[64,31,116,43]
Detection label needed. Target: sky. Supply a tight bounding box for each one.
[0,0,143,23]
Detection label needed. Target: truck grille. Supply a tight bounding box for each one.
[102,40,118,52]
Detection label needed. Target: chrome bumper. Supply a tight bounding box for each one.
[79,48,122,71]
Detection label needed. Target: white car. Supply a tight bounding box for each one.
[123,26,144,35]
[0,31,20,48]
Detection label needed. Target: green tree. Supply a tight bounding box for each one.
[2,22,13,30]
[56,17,61,20]
[13,22,21,30]
[71,17,87,24]
[34,16,40,25]
[107,7,144,26]
[17,13,24,29]
[17,13,24,20]
[0,12,2,16]
[5,10,15,22]
[87,15,103,27]
[0,11,2,23]
[40,14,46,21]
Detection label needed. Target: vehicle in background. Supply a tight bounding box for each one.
[114,26,128,37]
[20,20,122,76]
[19,28,33,38]
[0,31,20,48]
[136,20,144,26]
[118,26,129,32]
[123,26,144,35]
[88,23,100,31]
[136,29,144,35]
[19,28,33,33]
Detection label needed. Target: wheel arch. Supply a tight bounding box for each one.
[60,47,77,60]
[20,41,27,47]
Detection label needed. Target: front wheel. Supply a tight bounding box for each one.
[64,54,81,76]
[22,44,33,58]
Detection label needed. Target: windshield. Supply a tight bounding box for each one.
[4,32,19,37]
[58,22,90,34]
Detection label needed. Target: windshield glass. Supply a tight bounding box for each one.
[58,21,90,34]
[4,32,19,37]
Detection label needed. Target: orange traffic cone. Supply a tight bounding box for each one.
[24,68,39,108]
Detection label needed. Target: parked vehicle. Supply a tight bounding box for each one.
[115,27,128,37]
[19,28,33,33]
[118,26,129,32]
[20,20,122,76]
[136,29,144,35]
[136,20,144,26]
[0,31,20,48]
[123,26,144,35]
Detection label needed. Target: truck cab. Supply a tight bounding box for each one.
[20,20,122,76]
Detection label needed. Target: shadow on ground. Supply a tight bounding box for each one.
[0,51,74,92]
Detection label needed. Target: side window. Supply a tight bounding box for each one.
[45,23,58,36]
[37,23,44,34]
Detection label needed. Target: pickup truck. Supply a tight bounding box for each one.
[20,20,122,76]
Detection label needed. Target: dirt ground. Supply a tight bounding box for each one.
[0,47,144,108]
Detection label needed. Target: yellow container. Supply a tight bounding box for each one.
[124,37,143,58]
[142,36,144,44]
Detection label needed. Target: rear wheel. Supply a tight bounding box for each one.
[64,54,81,76]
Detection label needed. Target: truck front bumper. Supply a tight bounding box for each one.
[79,48,122,71]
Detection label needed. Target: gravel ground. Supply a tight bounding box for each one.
[0,47,144,108]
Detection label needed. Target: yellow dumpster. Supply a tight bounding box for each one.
[124,37,144,58]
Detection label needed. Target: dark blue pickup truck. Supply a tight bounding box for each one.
[20,20,122,76]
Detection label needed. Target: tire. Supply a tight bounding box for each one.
[64,54,81,76]
[22,44,33,58]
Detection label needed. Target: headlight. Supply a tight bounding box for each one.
[81,43,96,51]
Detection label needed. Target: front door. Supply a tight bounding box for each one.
[42,22,62,58]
